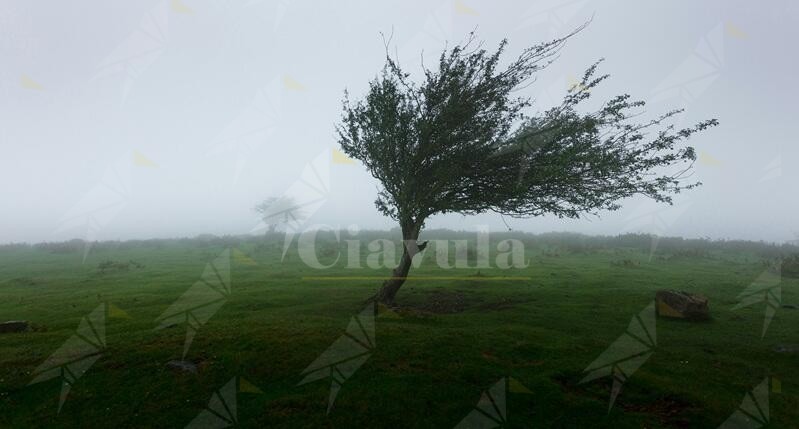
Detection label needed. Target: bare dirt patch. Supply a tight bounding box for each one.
[552,372,697,427]
[414,290,468,314]
[397,290,531,314]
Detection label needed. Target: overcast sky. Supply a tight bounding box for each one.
[0,0,796,244]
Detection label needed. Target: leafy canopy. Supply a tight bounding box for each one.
[337,29,717,233]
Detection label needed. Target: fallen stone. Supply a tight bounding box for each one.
[655,290,709,320]
[773,344,799,354]
[166,360,197,374]
[0,321,29,333]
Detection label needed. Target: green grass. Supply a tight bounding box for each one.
[0,232,797,428]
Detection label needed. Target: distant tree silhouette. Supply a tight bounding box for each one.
[254,196,306,235]
[337,28,717,305]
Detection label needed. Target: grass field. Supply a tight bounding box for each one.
[1,231,797,428]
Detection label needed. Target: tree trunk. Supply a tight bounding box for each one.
[375,223,426,306]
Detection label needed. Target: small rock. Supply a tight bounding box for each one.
[166,360,197,374]
[0,321,29,333]
[773,344,799,354]
[781,304,798,310]
[655,290,709,321]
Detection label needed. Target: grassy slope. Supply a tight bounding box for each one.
[0,233,797,428]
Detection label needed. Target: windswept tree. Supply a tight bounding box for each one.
[337,29,717,305]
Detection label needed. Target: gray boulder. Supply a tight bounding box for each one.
[655,290,709,320]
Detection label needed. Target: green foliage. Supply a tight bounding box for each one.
[337,28,718,232]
